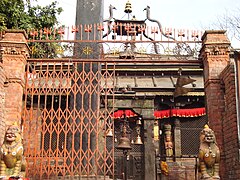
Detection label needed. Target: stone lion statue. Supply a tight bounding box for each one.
[198,125,220,179]
[0,123,26,179]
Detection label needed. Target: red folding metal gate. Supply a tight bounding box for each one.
[22,60,116,179]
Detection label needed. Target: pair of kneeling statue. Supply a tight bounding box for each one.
[0,123,221,179]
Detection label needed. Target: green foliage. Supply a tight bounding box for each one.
[27,1,63,29]
[0,0,64,58]
[0,0,25,30]
[0,0,62,30]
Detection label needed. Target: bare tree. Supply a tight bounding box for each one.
[211,9,240,46]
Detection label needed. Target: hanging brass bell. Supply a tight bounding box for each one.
[116,136,132,150]
[136,119,142,125]
[135,135,143,145]
[105,128,113,137]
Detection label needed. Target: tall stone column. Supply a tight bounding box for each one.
[144,119,157,180]
[69,0,104,173]
[200,30,231,177]
[76,0,104,26]
[141,100,157,180]
[0,30,28,131]
[174,118,181,158]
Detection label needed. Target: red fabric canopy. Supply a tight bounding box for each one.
[111,108,206,119]
[111,109,138,119]
[154,107,206,119]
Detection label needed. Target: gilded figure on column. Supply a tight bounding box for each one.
[164,124,173,157]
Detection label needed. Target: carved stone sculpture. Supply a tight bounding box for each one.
[199,125,220,179]
[0,124,26,179]
[164,124,173,157]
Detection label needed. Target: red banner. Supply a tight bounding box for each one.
[154,107,206,119]
[111,108,206,119]
[111,109,138,119]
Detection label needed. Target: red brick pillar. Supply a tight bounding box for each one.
[235,52,240,126]
[0,51,6,144]
[0,30,29,127]
[200,30,231,177]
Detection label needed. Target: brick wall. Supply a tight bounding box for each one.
[201,30,240,179]
[0,30,28,143]
[0,64,6,144]
[200,30,231,178]
[220,62,240,179]
[0,30,28,126]
[0,31,6,144]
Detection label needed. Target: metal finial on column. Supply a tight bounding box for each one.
[124,0,132,14]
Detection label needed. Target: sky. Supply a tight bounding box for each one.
[36,0,240,47]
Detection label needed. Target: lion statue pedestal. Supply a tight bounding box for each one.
[0,124,26,179]
[198,125,220,180]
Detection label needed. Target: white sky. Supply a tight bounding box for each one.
[37,0,240,47]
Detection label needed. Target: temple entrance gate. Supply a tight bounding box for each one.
[17,15,203,179]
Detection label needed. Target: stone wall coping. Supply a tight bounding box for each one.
[4,29,28,39]
[1,30,28,45]
[201,30,226,41]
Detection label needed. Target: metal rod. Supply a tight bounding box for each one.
[123,150,128,180]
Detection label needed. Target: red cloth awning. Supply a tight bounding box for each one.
[111,107,206,119]
[154,107,206,119]
[111,109,139,119]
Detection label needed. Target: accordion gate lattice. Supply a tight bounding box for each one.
[22,60,115,179]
